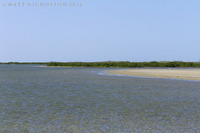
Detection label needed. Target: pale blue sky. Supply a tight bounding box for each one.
[0,0,200,62]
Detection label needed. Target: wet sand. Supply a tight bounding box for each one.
[107,68,200,81]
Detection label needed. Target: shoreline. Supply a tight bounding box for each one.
[106,68,200,81]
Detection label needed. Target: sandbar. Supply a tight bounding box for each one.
[107,68,200,81]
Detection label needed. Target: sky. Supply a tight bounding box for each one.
[0,0,200,62]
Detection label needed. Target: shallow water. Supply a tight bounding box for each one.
[0,65,200,133]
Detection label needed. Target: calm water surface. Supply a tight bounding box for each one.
[0,65,200,133]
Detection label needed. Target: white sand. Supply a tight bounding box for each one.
[107,68,200,81]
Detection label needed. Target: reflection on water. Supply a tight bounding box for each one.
[0,65,200,133]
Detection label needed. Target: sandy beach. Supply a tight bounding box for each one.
[107,68,200,81]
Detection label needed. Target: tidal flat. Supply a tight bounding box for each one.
[0,65,200,133]
[107,68,200,81]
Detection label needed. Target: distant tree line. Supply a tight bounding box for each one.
[46,61,200,68]
[1,61,200,67]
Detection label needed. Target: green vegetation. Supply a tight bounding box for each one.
[1,61,200,68]
[46,61,200,68]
